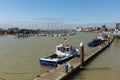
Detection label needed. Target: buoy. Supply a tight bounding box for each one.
[57,64,61,67]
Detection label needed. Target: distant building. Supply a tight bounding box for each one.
[76,27,83,32]
[76,27,94,32]
[8,27,19,32]
[0,28,7,35]
[8,27,19,34]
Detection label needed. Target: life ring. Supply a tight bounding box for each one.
[61,47,65,52]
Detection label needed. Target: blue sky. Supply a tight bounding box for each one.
[0,0,119,29]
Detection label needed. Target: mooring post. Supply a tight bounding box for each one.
[80,42,84,68]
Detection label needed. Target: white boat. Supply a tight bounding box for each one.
[97,33,108,41]
[39,43,80,67]
[113,29,120,39]
[113,23,120,39]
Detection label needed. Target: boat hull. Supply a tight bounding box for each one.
[87,39,103,47]
[40,55,74,68]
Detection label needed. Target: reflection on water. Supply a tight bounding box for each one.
[114,38,120,47]
[85,67,111,71]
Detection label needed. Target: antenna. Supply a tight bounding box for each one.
[64,37,68,46]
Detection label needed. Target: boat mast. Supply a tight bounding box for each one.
[64,37,67,45]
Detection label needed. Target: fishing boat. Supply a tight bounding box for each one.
[39,42,80,68]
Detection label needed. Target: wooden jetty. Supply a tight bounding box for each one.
[34,36,114,80]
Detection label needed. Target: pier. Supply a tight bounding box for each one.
[34,35,114,80]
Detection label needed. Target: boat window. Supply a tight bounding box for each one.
[61,47,65,52]
[57,47,60,51]
[66,48,69,51]
[70,46,73,50]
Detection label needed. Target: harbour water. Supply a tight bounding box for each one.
[67,38,120,80]
[0,32,119,80]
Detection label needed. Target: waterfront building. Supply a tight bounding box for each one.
[76,27,94,32]
[8,27,19,34]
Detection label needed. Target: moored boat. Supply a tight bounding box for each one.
[113,23,120,39]
[97,33,108,41]
[39,43,80,68]
[113,29,120,39]
[87,39,103,47]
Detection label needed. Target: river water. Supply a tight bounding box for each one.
[68,37,120,80]
[0,32,119,80]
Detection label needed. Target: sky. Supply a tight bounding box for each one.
[0,0,119,29]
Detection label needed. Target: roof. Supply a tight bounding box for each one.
[56,44,70,48]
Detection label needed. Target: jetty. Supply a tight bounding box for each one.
[34,35,114,80]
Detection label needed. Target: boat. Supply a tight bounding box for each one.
[87,39,103,47]
[97,33,108,41]
[87,33,109,47]
[113,29,120,39]
[39,42,80,68]
[113,23,120,39]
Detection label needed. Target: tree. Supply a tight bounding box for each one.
[97,27,101,31]
[101,25,108,31]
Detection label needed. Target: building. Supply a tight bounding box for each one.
[8,27,19,34]
[76,27,94,32]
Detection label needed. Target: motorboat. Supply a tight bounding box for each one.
[87,39,103,47]
[39,43,80,68]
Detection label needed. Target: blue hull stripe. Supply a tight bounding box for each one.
[40,56,74,67]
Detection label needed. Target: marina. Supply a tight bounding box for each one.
[0,32,97,80]
[34,33,114,80]
[0,32,119,80]
[1,0,120,80]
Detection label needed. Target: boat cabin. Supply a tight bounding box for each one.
[56,44,73,57]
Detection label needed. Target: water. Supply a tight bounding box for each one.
[1,32,119,80]
[68,38,120,80]
[0,32,98,80]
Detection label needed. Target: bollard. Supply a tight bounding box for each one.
[65,63,69,73]
[80,42,84,67]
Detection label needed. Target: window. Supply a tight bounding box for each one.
[66,48,69,51]
[57,47,60,51]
